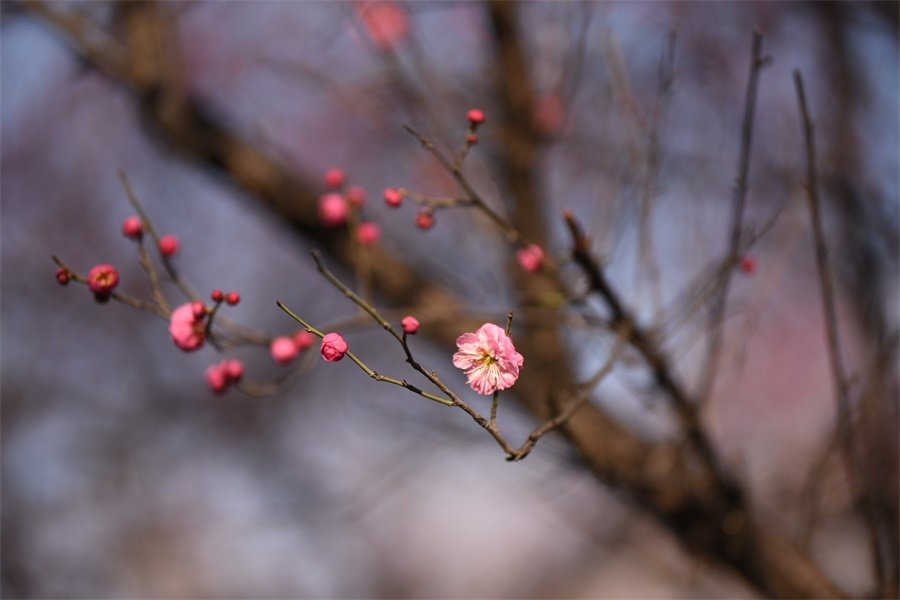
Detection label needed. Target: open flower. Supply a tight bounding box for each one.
[88,264,119,294]
[452,323,524,395]
[169,302,206,352]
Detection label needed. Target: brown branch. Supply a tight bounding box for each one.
[794,69,885,595]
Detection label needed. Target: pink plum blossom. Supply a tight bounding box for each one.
[158,234,180,257]
[321,332,348,362]
[294,330,315,351]
[358,1,409,51]
[452,323,524,395]
[223,359,244,383]
[324,167,345,189]
[356,221,381,245]
[383,188,402,207]
[270,336,299,365]
[318,193,349,227]
[121,216,143,240]
[401,315,419,334]
[516,244,545,273]
[205,362,228,394]
[346,185,367,208]
[169,302,206,352]
[87,264,119,294]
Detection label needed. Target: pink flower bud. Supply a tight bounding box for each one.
[87,264,119,294]
[318,193,349,227]
[121,216,143,240]
[324,168,345,189]
[415,210,434,230]
[401,315,419,334]
[210,289,224,302]
[346,185,366,208]
[56,268,70,286]
[225,291,240,306]
[739,255,757,275]
[270,336,299,365]
[169,302,205,352]
[466,133,478,145]
[320,332,348,362]
[293,330,315,351]
[224,359,244,383]
[356,221,381,245]
[516,244,545,273]
[158,234,180,258]
[383,188,403,208]
[467,108,486,126]
[205,363,228,394]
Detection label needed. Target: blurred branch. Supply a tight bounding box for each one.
[794,70,886,596]
[698,29,770,408]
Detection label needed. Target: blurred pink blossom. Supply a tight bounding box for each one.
[169,302,206,352]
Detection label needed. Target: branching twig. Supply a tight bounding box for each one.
[403,124,521,242]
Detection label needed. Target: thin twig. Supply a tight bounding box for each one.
[794,70,885,594]
[117,170,198,301]
[403,124,521,242]
[506,325,628,462]
[698,29,770,408]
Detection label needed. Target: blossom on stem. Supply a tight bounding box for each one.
[401,315,419,334]
[467,108,486,126]
[294,330,315,351]
[346,185,366,208]
[320,332,348,362]
[415,209,434,230]
[383,188,402,207]
[358,1,409,51]
[319,193,349,227]
[158,234,180,257]
[516,244,545,273]
[271,336,299,365]
[121,216,143,240]
[56,268,70,286]
[324,168,345,189]
[169,302,206,352]
[205,362,228,394]
[88,264,119,294]
[452,323,523,395]
[356,221,381,245]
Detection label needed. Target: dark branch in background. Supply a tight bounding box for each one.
[794,70,886,597]
[698,29,770,408]
[26,1,845,596]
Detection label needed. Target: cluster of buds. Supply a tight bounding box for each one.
[318,167,382,246]
[205,359,245,394]
[270,330,316,365]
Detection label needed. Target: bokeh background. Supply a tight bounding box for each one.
[2,2,897,598]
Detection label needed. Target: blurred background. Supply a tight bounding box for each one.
[2,2,897,597]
